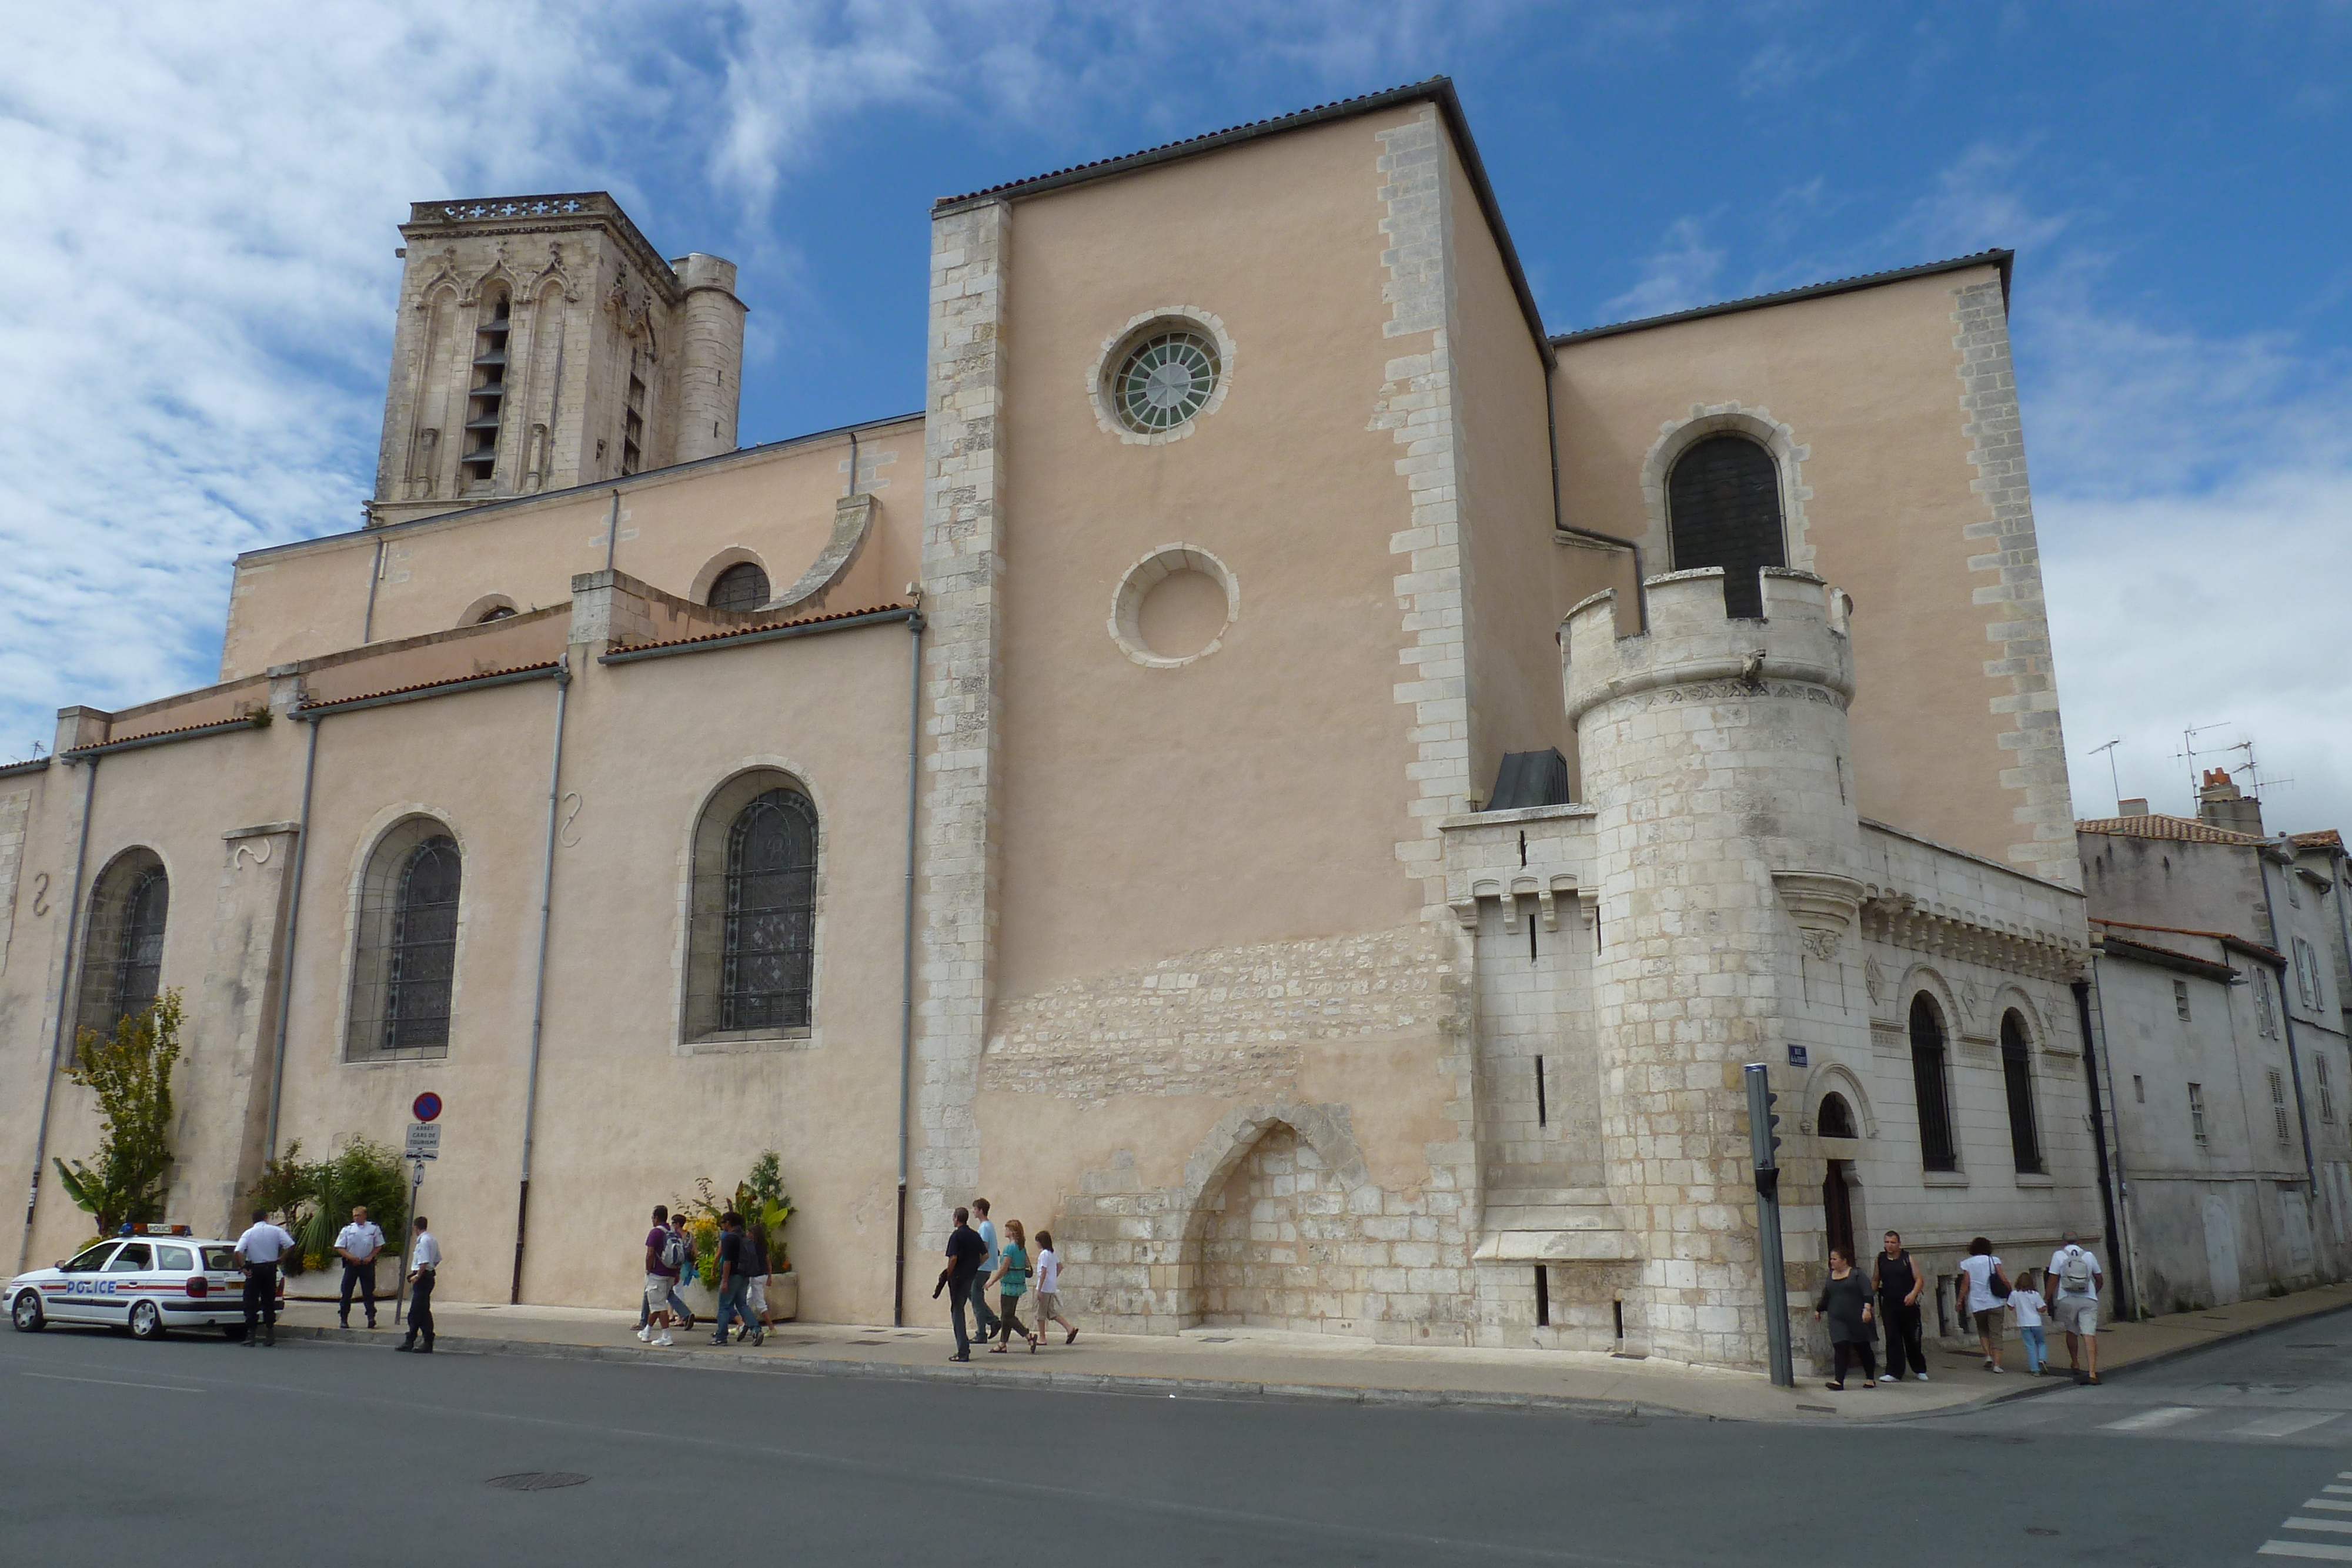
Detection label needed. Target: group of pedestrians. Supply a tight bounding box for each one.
[637,1203,781,1348]
[939,1198,1076,1361]
[1814,1228,2104,1390]
[230,1205,439,1351]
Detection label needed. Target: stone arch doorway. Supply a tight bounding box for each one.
[1172,1102,1374,1333]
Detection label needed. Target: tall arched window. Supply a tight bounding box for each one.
[75,847,168,1057]
[1666,434,1786,619]
[1909,992,1957,1172]
[709,561,769,613]
[2000,1009,2044,1174]
[348,818,462,1061]
[686,772,818,1042]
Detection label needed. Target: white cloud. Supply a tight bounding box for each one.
[1603,215,1726,320]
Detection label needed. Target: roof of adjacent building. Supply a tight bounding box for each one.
[1549,250,2014,345]
[2091,916,2285,970]
[2077,813,2346,853]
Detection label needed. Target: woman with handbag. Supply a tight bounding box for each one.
[1957,1236,2010,1372]
[1812,1246,1877,1390]
[987,1218,1037,1353]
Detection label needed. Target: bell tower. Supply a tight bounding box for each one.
[368,193,745,528]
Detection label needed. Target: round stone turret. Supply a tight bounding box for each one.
[672,252,746,464]
[1563,566,1865,1370]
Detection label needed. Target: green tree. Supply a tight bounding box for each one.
[52,989,183,1236]
[243,1138,409,1275]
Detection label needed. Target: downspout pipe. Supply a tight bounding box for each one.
[1543,369,1648,635]
[263,717,323,1162]
[2258,844,2321,1199]
[511,657,573,1305]
[2070,973,2130,1319]
[361,535,386,644]
[18,757,98,1272]
[892,604,925,1326]
[602,489,621,576]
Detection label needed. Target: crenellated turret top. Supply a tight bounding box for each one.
[1562,567,1855,725]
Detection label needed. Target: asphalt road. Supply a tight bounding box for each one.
[5,1311,2349,1566]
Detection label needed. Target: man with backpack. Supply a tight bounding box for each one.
[640,1203,683,1347]
[2047,1229,2104,1384]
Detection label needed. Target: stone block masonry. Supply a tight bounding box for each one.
[914,199,1010,1266]
[0,788,28,979]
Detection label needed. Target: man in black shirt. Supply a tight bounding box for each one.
[1873,1229,1928,1381]
[941,1207,988,1362]
[711,1212,762,1346]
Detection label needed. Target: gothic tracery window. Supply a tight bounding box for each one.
[1666,434,1786,619]
[686,774,818,1041]
[75,848,168,1056]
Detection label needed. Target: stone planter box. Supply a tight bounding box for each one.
[676,1271,796,1322]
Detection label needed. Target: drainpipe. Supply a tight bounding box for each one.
[1544,369,1648,634]
[891,602,924,1326]
[602,490,621,576]
[263,718,323,1161]
[2257,845,2320,1201]
[17,757,98,1273]
[2071,972,2132,1319]
[510,657,573,1304]
[361,536,386,645]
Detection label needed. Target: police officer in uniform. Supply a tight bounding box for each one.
[233,1208,296,1347]
[395,1216,440,1353]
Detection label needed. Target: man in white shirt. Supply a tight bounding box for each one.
[395,1216,442,1354]
[2047,1229,2104,1384]
[335,1205,387,1330]
[233,1208,296,1348]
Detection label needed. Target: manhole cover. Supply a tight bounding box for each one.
[486,1473,589,1492]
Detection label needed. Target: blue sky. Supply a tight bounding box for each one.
[4,2,2348,830]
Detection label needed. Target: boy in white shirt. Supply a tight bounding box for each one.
[2008,1268,2049,1375]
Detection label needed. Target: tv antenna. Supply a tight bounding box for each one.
[2178,721,2234,809]
[2087,738,2123,809]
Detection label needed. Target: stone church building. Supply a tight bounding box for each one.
[2,79,2110,1371]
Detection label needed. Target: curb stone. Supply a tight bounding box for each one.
[272,1324,1654,1420]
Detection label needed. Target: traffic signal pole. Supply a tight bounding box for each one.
[1744,1063,1795,1388]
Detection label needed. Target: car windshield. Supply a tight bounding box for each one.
[61,1243,118,1273]
[201,1246,239,1272]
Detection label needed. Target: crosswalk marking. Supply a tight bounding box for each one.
[2260,1543,2352,1560]
[2099,1405,2207,1431]
[2304,1501,2352,1513]
[2238,1412,2344,1439]
[2326,1485,2352,1495]
[2287,1520,2352,1535]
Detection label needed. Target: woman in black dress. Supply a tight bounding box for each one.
[1813,1246,1878,1389]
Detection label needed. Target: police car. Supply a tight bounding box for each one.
[6,1225,265,1340]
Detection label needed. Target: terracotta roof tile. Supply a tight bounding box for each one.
[2076,812,2262,845]
[296,660,560,714]
[2294,828,2344,851]
[73,712,270,753]
[2090,917,2284,968]
[609,603,913,656]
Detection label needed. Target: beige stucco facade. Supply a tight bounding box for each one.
[2,81,2107,1373]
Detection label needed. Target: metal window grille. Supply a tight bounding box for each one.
[1665,434,1786,620]
[1909,994,1957,1172]
[1999,1011,2043,1174]
[719,789,816,1032]
[709,562,770,613]
[1114,329,1218,433]
[2271,1069,2292,1144]
[74,850,167,1060]
[2189,1082,2208,1145]
[347,820,460,1061]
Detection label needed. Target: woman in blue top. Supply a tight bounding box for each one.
[987,1217,1036,1353]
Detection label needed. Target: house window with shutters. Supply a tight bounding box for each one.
[1665,434,1786,619]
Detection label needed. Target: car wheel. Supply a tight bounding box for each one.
[10,1291,44,1332]
[129,1300,165,1340]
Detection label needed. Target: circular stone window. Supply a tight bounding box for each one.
[1114,330,1219,433]
[1109,545,1239,668]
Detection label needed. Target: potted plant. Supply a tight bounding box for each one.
[671,1155,796,1322]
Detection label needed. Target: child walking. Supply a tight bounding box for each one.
[2009,1268,2050,1375]
[1033,1229,1077,1346]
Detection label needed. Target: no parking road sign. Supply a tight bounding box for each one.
[412,1092,442,1123]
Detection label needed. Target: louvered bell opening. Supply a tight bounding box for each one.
[465,414,502,433]
[469,380,506,399]
[472,348,507,369]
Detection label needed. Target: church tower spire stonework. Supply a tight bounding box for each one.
[368,193,744,529]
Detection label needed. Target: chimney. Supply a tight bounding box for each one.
[2117,798,2150,818]
[2196,768,2264,837]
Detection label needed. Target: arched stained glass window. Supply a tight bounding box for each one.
[385,837,461,1054]
[1666,434,1786,619]
[1910,992,1957,1173]
[721,789,817,1031]
[709,562,769,613]
[75,848,168,1058]
[2000,1009,2044,1174]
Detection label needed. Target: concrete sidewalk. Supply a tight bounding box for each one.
[271,1281,2352,1425]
